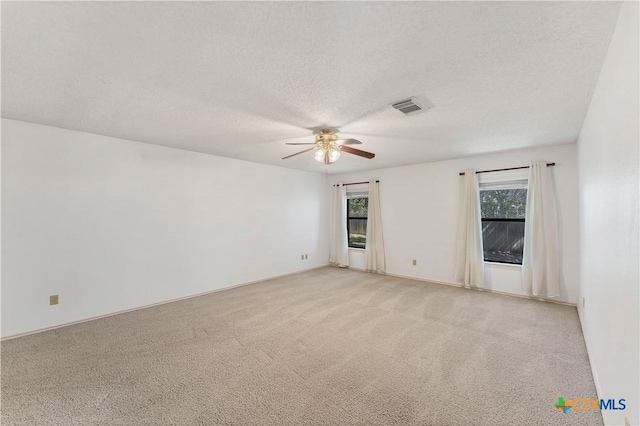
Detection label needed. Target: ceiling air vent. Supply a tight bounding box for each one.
[391,97,434,116]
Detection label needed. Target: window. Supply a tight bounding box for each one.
[479,180,527,265]
[347,195,368,249]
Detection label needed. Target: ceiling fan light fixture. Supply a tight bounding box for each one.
[314,147,341,163]
[328,148,340,163]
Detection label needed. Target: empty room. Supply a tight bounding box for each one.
[1,1,638,425]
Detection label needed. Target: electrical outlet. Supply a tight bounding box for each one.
[50,295,59,305]
[305,254,308,259]
[301,254,304,260]
[412,259,417,266]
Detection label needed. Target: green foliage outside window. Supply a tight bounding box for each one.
[348,197,368,217]
[480,189,527,219]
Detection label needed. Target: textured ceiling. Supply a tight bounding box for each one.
[1,2,621,174]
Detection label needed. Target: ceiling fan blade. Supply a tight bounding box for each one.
[336,139,362,145]
[340,145,375,159]
[285,142,317,145]
[282,147,316,160]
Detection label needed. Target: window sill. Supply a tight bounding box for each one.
[348,248,365,251]
[484,261,522,270]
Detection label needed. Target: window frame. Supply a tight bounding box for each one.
[346,195,368,249]
[479,178,528,266]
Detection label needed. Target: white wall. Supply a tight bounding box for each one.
[577,2,639,425]
[329,143,580,304]
[1,119,330,338]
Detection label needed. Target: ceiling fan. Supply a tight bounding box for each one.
[282,129,375,165]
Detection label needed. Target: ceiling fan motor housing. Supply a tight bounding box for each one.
[315,129,339,151]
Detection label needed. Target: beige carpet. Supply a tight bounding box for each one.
[1,267,601,425]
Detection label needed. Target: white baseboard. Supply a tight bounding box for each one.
[347,266,576,307]
[1,264,330,341]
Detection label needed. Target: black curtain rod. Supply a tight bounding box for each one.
[333,180,379,186]
[459,163,555,176]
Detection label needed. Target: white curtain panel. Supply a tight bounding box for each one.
[365,180,386,273]
[454,170,485,287]
[329,184,349,267]
[523,162,560,297]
